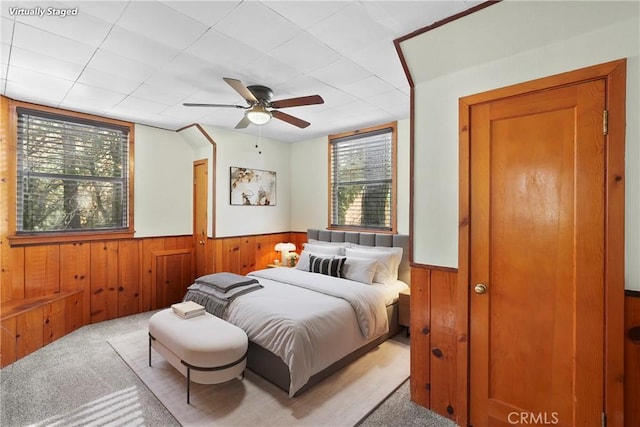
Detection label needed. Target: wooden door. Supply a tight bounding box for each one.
[469,80,606,426]
[193,159,208,278]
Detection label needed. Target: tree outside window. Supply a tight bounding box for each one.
[16,107,131,234]
[329,122,397,232]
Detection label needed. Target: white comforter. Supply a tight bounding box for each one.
[223,268,389,396]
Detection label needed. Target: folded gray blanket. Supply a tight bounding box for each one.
[184,280,263,317]
[194,272,259,292]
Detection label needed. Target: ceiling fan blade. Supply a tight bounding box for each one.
[272,110,310,128]
[234,115,251,129]
[183,103,246,108]
[223,77,258,103]
[270,95,324,109]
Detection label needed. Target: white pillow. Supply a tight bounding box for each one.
[307,239,351,249]
[296,250,335,271]
[344,247,403,285]
[303,243,345,256]
[342,257,378,285]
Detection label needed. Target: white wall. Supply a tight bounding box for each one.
[134,123,291,239]
[200,125,291,237]
[178,125,216,237]
[403,1,640,289]
[134,124,193,237]
[291,119,411,235]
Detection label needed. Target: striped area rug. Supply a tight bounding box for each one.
[109,329,409,427]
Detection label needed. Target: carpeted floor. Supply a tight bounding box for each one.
[1,310,457,427]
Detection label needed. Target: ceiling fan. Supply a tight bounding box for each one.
[183,77,324,129]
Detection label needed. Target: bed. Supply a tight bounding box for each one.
[186,229,410,397]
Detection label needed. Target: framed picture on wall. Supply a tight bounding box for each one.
[230,167,276,206]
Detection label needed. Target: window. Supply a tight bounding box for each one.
[329,122,396,232]
[14,105,133,238]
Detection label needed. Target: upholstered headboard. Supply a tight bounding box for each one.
[307,229,410,286]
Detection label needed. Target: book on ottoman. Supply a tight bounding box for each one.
[171,301,205,319]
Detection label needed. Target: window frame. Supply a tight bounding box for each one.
[327,121,397,234]
[7,100,135,246]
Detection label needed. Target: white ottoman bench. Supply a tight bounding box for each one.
[148,308,248,404]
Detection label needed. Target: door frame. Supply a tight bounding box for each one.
[457,59,626,426]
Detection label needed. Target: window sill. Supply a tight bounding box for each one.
[8,230,135,247]
[327,226,397,234]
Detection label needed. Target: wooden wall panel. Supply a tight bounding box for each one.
[90,241,119,323]
[255,234,281,269]
[24,246,60,297]
[43,299,66,345]
[625,293,640,427]
[65,291,83,333]
[1,317,17,367]
[117,240,140,317]
[2,247,23,303]
[153,250,193,309]
[429,269,458,421]
[239,236,256,275]
[59,242,91,324]
[410,265,431,408]
[141,238,165,312]
[1,231,305,367]
[16,307,43,359]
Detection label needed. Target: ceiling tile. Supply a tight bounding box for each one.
[115,1,209,51]
[272,74,333,99]
[130,82,197,106]
[5,65,74,103]
[185,28,263,73]
[308,58,370,87]
[264,1,350,30]
[1,0,480,142]
[159,104,210,122]
[242,55,302,88]
[151,53,237,96]
[340,75,396,99]
[100,25,180,67]
[77,67,142,95]
[11,21,96,65]
[86,48,155,82]
[307,3,390,56]
[112,96,171,116]
[366,89,410,109]
[213,2,301,52]
[60,0,129,25]
[267,32,340,74]
[9,45,84,81]
[1,17,14,44]
[62,82,128,111]
[348,40,408,91]
[362,1,478,37]
[163,1,241,27]
[6,1,112,48]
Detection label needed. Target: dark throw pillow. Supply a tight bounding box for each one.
[309,254,346,278]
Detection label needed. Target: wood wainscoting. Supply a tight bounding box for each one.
[410,263,640,426]
[625,291,640,427]
[1,231,307,368]
[410,264,459,421]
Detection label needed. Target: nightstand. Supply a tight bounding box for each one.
[267,264,292,268]
[398,288,410,334]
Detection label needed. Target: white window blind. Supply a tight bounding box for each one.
[330,127,393,231]
[16,108,129,233]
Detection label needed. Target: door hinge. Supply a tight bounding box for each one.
[603,110,608,135]
[601,412,607,427]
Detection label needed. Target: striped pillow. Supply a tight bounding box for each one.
[309,255,346,278]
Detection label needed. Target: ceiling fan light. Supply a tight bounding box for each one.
[246,106,272,125]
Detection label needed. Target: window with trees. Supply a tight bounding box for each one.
[329,122,396,232]
[15,105,133,237]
